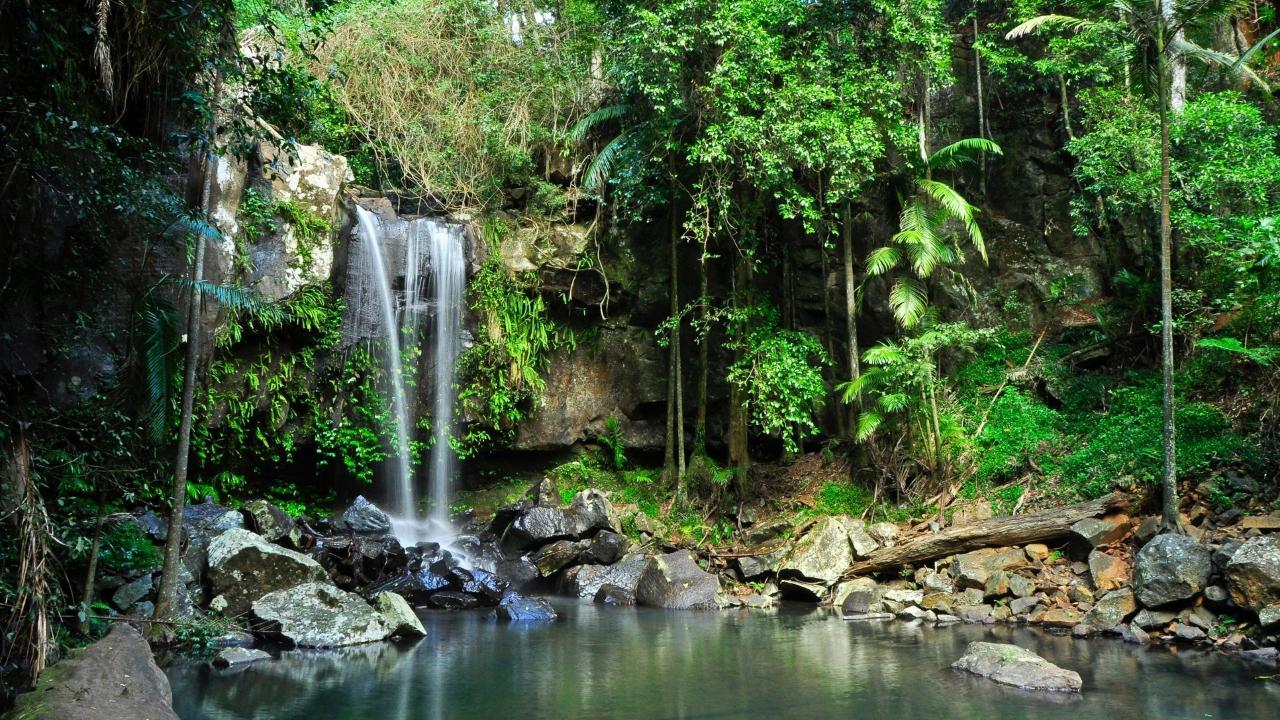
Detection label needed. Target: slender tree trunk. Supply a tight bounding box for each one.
[782,238,795,330]
[728,253,751,495]
[842,202,860,430]
[1058,73,1075,140]
[695,244,709,452]
[1157,39,1179,531]
[974,15,989,197]
[78,489,107,635]
[152,154,213,638]
[667,203,686,502]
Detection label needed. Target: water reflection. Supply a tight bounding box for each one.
[168,601,1278,720]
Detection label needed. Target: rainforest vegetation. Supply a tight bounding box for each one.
[1,0,1278,705]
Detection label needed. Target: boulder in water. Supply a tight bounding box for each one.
[252,582,391,647]
[373,591,427,638]
[341,495,393,534]
[1133,533,1212,607]
[493,593,558,622]
[427,591,480,610]
[7,624,178,720]
[558,554,649,599]
[594,584,636,606]
[207,528,327,617]
[530,539,585,577]
[211,647,272,668]
[778,516,856,585]
[952,641,1082,692]
[636,551,722,610]
[1225,535,1280,615]
[501,506,572,551]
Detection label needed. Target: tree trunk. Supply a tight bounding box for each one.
[695,243,709,452]
[151,153,214,638]
[842,202,860,432]
[974,15,988,197]
[844,493,1130,575]
[666,202,686,502]
[1157,28,1180,531]
[1058,73,1075,140]
[78,489,108,635]
[728,253,751,495]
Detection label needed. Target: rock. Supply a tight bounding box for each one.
[847,522,879,559]
[1010,596,1041,616]
[373,591,426,638]
[1040,608,1083,628]
[958,587,986,605]
[6,625,177,720]
[495,556,540,590]
[835,577,879,615]
[180,501,247,580]
[1024,544,1050,562]
[1133,533,1212,608]
[898,606,930,621]
[1241,516,1280,530]
[1083,588,1136,629]
[842,612,895,622]
[951,501,994,527]
[530,539,585,577]
[558,555,648,599]
[1071,624,1093,638]
[341,496,393,534]
[594,584,636,606]
[1258,604,1280,628]
[1068,585,1094,604]
[883,588,924,606]
[1133,608,1177,630]
[111,574,153,610]
[252,582,390,647]
[953,548,1027,589]
[736,547,788,580]
[428,591,481,610]
[527,478,559,506]
[635,551,721,610]
[494,593,558,622]
[501,506,572,551]
[241,499,298,545]
[565,489,620,536]
[956,605,994,623]
[1118,622,1151,645]
[1007,574,1036,598]
[1070,515,1129,547]
[581,530,627,565]
[1173,624,1207,643]
[984,572,1011,599]
[1088,550,1130,592]
[136,511,169,542]
[211,647,272,668]
[738,593,773,609]
[461,568,509,606]
[778,516,855,584]
[207,528,327,617]
[920,592,954,614]
[1204,585,1229,603]
[1224,535,1280,615]
[951,642,1082,692]
[1239,647,1279,664]
[1134,516,1161,543]
[921,570,954,594]
[129,601,156,619]
[868,522,898,546]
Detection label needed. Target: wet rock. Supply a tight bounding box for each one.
[364,564,451,605]
[737,593,774,609]
[1173,624,1207,643]
[241,500,298,545]
[594,584,636,606]
[341,496,393,535]
[6,624,177,720]
[1070,516,1129,548]
[494,593,558,622]
[953,548,1027,590]
[181,501,247,580]
[252,582,390,647]
[952,642,1082,692]
[835,577,879,615]
[842,612,895,622]
[373,591,426,638]
[956,604,994,623]
[558,554,648,599]
[530,539,585,577]
[780,578,828,601]
[208,528,327,617]
[1088,550,1130,592]
[212,647,272,668]
[1239,647,1279,664]
[427,591,481,610]
[565,489,620,536]
[1083,588,1136,629]
[136,511,169,542]
[635,551,721,610]
[581,530,627,565]
[112,574,153,610]
[1224,535,1280,615]
[1071,624,1093,638]
[1040,608,1083,628]
[461,568,509,606]
[527,478,559,506]
[1132,608,1177,630]
[1116,622,1150,645]
[494,556,540,590]
[501,506,572,552]
[1133,533,1212,608]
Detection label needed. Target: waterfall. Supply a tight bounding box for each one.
[349,205,465,544]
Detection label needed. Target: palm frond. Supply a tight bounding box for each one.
[864,246,901,276]
[837,369,880,403]
[170,278,285,326]
[854,411,883,442]
[889,276,928,328]
[927,138,1003,170]
[568,104,632,142]
[167,214,223,244]
[1233,27,1280,73]
[582,129,633,195]
[879,392,911,413]
[1006,14,1097,40]
[863,342,906,366]
[918,179,987,262]
[138,300,178,442]
[1173,38,1270,92]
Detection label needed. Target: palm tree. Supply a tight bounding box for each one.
[1007,0,1267,531]
[865,138,1002,328]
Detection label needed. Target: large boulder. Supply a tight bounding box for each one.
[6,624,177,720]
[1083,588,1137,629]
[373,591,427,638]
[1133,533,1212,608]
[180,501,246,580]
[581,530,627,565]
[341,496,393,535]
[952,547,1027,590]
[779,516,876,585]
[530,540,585,577]
[565,489,620,536]
[501,506,572,551]
[1070,516,1129,548]
[952,642,1082,693]
[252,582,391,647]
[493,593,558,622]
[1224,535,1280,615]
[207,528,327,617]
[559,554,648,599]
[635,551,721,610]
[241,500,299,546]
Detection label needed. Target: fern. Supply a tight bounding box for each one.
[1197,337,1275,366]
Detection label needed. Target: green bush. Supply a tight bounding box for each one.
[98,522,163,576]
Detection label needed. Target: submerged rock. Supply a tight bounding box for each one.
[252,582,390,648]
[341,496,393,534]
[952,641,1082,692]
[207,528,327,617]
[212,647,272,668]
[1133,533,1212,608]
[1224,535,1280,615]
[594,584,636,606]
[494,593,558,622]
[635,551,721,610]
[7,624,177,720]
[373,591,427,638]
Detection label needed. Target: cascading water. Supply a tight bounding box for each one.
[348,205,465,545]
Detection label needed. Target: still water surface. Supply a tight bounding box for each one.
[168,599,1277,720]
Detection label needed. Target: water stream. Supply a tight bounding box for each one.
[350,205,465,545]
[168,601,1278,720]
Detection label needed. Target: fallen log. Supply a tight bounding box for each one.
[843,492,1129,577]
